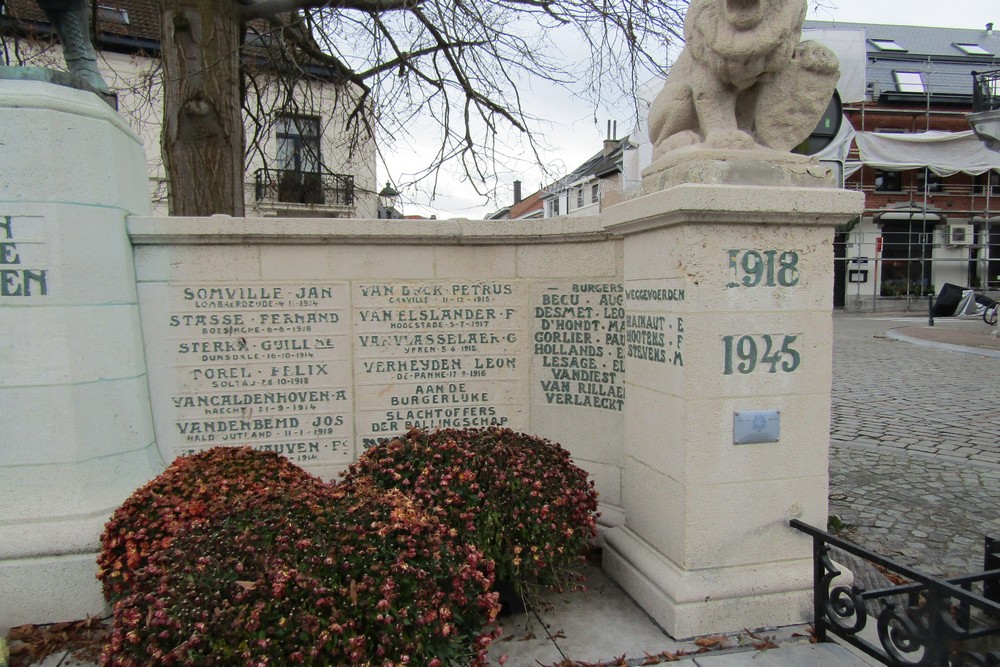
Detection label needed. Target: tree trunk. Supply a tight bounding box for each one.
[159,0,244,216]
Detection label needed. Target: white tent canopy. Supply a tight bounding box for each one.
[853,130,1000,176]
[802,28,868,104]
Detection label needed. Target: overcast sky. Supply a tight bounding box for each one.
[384,1,998,220]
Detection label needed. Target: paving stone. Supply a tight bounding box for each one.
[830,317,1000,578]
[691,643,876,666]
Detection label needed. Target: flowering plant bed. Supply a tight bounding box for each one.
[97,447,326,600]
[101,478,500,666]
[342,427,599,604]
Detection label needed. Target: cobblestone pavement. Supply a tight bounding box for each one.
[829,316,1000,577]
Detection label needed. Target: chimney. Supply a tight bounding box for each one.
[513,180,522,204]
[988,22,994,36]
[603,120,619,155]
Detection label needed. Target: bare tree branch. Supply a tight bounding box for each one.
[239,0,423,21]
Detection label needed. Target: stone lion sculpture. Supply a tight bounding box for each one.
[647,0,838,166]
[36,0,109,93]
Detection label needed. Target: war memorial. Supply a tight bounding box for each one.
[0,0,864,643]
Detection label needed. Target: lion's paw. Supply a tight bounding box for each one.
[659,130,701,152]
[794,40,839,75]
[705,130,756,150]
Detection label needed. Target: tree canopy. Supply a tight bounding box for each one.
[161,0,687,215]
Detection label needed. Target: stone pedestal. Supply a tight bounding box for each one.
[602,182,863,639]
[0,80,162,628]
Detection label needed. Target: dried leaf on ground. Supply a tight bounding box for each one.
[694,635,728,648]
[875,564,910,587]
[7,617,109,667]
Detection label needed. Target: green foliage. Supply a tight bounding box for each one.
[827,514,854,536]
[100,459,499,666]
[342,427,600,603]
[97,447,325,600]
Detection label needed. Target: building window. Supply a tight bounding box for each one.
[874,170,902,192]
[275,115,322,204]
[96,5,130,24]
[879,219,936,297]
[955,43,993,56]
[974,171,1000,195]
[591,184,599,204]
[549,198,560,216]
[277,115,320,173]
[916,170,943,193]
[870,39,907,52]
[893,71,925,93]
[576,187,584,208]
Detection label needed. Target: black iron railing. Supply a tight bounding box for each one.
[791,519,1000,666]
[972,70,1000,113]
[254,169,354,207]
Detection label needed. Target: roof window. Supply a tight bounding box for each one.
[893,71,925,93]
[96,6,130,24]
[955,43,994,56]
[870,38,907,52]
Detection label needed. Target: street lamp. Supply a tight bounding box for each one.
[377,181,399,219]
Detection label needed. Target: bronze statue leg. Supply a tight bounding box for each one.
[38,0,110,93]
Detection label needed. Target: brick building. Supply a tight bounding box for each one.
[805,20,1000,310]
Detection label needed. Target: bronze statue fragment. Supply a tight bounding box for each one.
[35,0,110,93]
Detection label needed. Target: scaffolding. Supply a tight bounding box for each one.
[837,227,1000,313]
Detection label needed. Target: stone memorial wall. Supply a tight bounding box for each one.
[140,281,354,466]
[1,79,864,636]
[129,217,626,505]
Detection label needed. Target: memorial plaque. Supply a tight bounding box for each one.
[353,280,529,448]
[144,282,353,465]
[0,215,48,298]
[531,282,625,412]
[624,280,685,368]
[733,409,781,444]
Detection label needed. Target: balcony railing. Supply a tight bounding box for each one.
[253,169,354,208]
[845,182,1000,200]
[971,70,1000,152]
[973,70,1000,113]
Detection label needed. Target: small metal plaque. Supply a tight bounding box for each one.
[733,410,780,445]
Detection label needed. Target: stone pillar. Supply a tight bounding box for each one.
[0,80,162,628]
[602,182,863,639]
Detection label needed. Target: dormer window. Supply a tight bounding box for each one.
[96,6,130,24]
[954,43,993,56]
[894,71,925,93]
[870,39,906,52]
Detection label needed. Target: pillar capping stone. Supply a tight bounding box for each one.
[604,183,864,236]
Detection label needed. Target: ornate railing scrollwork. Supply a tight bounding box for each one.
[818,545,869,634]
[792,520,1000,666]
[828,583,869,634]
[876,600,924,664]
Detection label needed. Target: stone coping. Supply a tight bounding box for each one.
[603,183,864,235]
[127,214,613,245]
